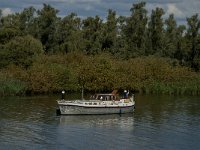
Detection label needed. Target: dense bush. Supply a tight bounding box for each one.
[1,53,200,96]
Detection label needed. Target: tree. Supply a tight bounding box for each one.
[114,16,129,59]
[3,35,43,68]
[18,7,37,35]
[82,16,103,55]
[174,25,187,64]
[101,9,118,54]
[164,14,177,58]
[36,4,59,53]
[124,2,148,57]
[0,27,20,45]
[0,9,2,28]
[0,13,25,45]
[186,14,200,70]
[147,7,165,55]
[56,13,83,53]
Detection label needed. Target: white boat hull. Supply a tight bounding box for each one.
[58,98,135,115]
[58,105,134,115]
[57,93,135,115]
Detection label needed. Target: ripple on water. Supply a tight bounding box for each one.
[1,95,200,150]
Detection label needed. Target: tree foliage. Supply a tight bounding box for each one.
[1,35,43,68]
[0,3,200,95]
[102,9,118,54]
[148,7,165,55]
[124,2,148,57]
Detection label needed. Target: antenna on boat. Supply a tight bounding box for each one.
[81,86,84,100]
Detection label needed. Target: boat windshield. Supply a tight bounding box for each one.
[94,94,117,101]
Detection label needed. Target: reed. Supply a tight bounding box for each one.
[0,78,27,96]
[142,79,200,95]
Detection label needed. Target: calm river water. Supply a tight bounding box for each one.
[0,94,200,150]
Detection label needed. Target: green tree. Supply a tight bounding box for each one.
[174,25,187,64]
[0,27,20,45]
[3,35,43,68]
[82,16,103,55]
[115,16,129,59]
[164,14,177,58]
[0,9,2,28]
[56,13,83,53]
[18,7,37,35]
[0,14,18,29]
[124,2,148,57]
[186,14,200,70]
[147,7,165,55]
[36,4,59,53]
[0,11,25,43]
[101,9,118,54]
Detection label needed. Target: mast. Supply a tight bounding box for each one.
[81,85,84,100]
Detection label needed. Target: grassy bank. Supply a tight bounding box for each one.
[1,53,200,96]
[0,75,27,96]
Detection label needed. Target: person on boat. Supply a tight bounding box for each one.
[124,90,129,99]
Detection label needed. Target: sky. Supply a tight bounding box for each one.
[0,0,199,25]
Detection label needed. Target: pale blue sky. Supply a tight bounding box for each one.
[0,0,199,24]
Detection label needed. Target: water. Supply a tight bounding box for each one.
[0,94,200,150]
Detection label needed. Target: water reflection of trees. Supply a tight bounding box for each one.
[134,94,200,126]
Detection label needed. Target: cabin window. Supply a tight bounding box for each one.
[95,95,118,100]
[106,96,110,100]
[97,96,104,100]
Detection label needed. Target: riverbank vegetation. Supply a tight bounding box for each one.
[0,2,200,96]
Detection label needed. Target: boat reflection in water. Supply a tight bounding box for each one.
[59,114,135,131]
[57,114,135,149]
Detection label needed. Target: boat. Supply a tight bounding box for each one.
[57,90,135,115]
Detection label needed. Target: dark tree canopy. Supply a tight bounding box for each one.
[0,3,199,70]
